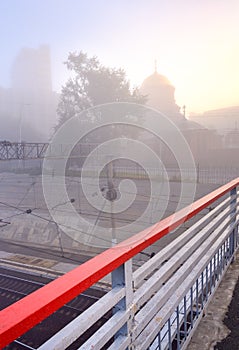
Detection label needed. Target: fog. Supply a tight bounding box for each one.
[0,0,238,262]
[0,46,58,142]
[1,4,239,350]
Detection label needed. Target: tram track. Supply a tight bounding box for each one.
[0,267,111,349]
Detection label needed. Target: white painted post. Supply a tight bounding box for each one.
[111,259,134,347]
[230,187,237,257]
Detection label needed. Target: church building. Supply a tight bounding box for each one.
[139,66,222,165]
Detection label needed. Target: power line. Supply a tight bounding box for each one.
[0,201,117,246]
[0,237,89,265]
[17,179,37,207]
[0,175,207,252]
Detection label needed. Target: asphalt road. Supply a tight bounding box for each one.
[214,274,239,350]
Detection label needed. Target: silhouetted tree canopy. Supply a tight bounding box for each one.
[56,51,146,129]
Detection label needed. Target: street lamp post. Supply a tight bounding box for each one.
[18,103,30,169]
[106,161,117,246]
[19,103,31,143]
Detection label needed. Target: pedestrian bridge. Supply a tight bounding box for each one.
[0,178,238,349]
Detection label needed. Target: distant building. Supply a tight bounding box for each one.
[0,45,58,141]
[224,127,239,148]
[140,69,183,120]
[11,45,52,93]
[188,106,239,150]
[140,68,223,165]
[189,106,239,133]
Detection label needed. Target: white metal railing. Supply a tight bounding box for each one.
[0,180,238,350]
[37,188,238,350]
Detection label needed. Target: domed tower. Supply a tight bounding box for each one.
[140,65,183,122]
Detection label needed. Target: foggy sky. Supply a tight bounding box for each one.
[0,0,239,113]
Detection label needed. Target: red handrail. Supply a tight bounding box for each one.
[0,178,238,348]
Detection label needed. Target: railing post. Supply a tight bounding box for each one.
[112,259,134,348]
[230,186,237,258]
[197,163,200,184]
[234,186,238,249]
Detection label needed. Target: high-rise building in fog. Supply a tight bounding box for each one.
[9,45,58,141]
[11,45,52,93]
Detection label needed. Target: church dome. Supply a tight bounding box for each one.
[141,71,172,90]
[140,69,179,116]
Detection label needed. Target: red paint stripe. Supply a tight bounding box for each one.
[0,178,238,348]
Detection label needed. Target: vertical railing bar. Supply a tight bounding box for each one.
[220,245,223,276]
[236,188,238,249]
[190,287,193,330]
[226,234,234,263]
[223,241,226,268]
[224,240,227,269]
[184,295,187,339]
[196,278,199,317]
[158,330,161,350]
[222,244,224,271]
[168,318,172,350]
[201,271,204,309]
[176,306,180,349]
[230,187,237,257]
[205,265,208,302]
[222,242,224,268]
[210,259,213,294]
[213,254,216,287]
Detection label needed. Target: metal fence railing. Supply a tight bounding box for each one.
[1,141,238,185]
[0,178,238,349]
